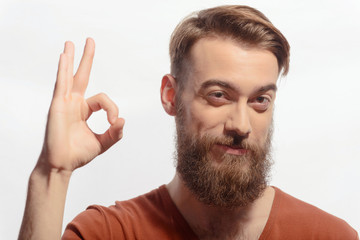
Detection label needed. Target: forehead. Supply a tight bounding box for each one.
[186,37,279,92]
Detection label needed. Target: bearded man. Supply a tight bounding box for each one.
[19,5,358,240]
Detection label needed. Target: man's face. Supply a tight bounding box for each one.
[175,37,279,208]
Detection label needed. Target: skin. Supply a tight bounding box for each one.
[18,38,124,240]
[161,37,279,239]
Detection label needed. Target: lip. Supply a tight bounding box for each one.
[215,144,248,155]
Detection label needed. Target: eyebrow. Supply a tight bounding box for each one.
[200,79,236,91]
[200,79,278,93]
[257,84,277,93]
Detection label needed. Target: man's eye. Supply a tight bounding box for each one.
[256,96,268,103]
[210,92,225,98]
[206,91,229,106]
[251,96,271,111]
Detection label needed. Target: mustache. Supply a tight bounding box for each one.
[197,134,253,150]
[221,134,248,147]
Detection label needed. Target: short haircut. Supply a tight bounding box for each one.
[169,5,290,89]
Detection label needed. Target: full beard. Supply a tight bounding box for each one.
[175,117,273,209]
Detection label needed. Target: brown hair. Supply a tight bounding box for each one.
[169,5,290,89]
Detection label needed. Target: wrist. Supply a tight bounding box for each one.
[31,160,72,188]
[34,151,73,178]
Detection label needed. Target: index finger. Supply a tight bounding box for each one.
[73,38,95,95]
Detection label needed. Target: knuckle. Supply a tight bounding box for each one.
[91,93,118,112]
[95,92,109,102]
[97,92,108,98]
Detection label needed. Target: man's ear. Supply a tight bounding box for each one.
[161,74,177,116]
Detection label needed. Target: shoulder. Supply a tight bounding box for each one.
[62,204,119,239]
[62,185,196,240]
[62,186,166,239]
[112,184,170,216]
[265,187,358,239]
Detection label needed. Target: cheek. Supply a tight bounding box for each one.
[250,111,273,143]
[185,102,226,134]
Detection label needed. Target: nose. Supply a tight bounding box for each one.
[224,103,252,137]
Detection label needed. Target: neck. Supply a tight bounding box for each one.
[166,174,275,240]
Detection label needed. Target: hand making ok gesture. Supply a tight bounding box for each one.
[39,38,125,173]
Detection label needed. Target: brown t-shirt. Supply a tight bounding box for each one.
[62,186,358,240]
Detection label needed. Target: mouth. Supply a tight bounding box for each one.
[215,144,249,156]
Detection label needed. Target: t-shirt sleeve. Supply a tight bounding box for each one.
[62,205,116,240]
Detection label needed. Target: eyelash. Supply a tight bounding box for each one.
[210,91,226,98]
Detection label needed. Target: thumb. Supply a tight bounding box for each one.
[97,118,125,153]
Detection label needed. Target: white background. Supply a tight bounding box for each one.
[0,0,359,238]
